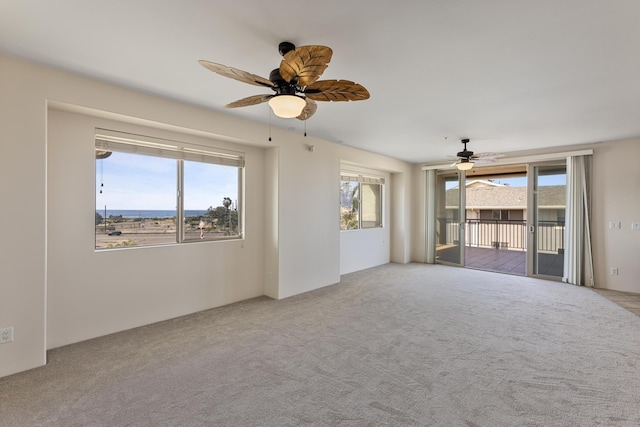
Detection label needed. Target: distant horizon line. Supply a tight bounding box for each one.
[96,209,210,219]
[96,209,210,212]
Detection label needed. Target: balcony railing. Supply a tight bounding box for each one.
[441,219,565,253]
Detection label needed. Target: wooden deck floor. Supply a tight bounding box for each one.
[437,246,564,277]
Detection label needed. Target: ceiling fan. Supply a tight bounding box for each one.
[198,42,370,120]
[452,139,502,170]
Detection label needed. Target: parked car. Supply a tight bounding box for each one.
[108,231,122,236]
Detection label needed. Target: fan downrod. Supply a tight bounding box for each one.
[457,138,473,158]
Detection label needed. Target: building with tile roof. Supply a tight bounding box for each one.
[443,180,566,251]
[446,180,565,222]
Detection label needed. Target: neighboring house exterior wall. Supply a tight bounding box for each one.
[445,180,566,251]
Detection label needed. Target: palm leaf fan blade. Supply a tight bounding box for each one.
[198,60,274,88]
[225,94,273,108]
[304,80,370,102]
[280,45,333,86]
[296,98,318,120]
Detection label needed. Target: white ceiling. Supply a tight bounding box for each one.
[2,1,639,163]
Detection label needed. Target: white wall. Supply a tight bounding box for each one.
[0,56,47,378]
[340,227,390,275]
[0,55,413,377]
[391,170,413,264]
[274,138,411,298]
[46,110,266,348]
[591,138,640,293]
[263,146,280,299]
[339,165,391,275]
[276,139,341,297]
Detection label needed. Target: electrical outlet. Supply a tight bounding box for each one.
[610,268,619,276]
[609,221,621,229]
[0,327,14,344]
[631,223,640,230]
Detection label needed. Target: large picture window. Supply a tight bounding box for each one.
[340,174,384,230]
[95,129,243,250]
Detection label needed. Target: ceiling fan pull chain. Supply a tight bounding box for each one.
[99,160,104,194]
[268,108,272,142]
[304,117,307,137]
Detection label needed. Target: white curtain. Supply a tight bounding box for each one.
[425,169,437,263]
[563,155,594,286]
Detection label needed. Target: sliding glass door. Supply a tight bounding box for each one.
[435,171,465,266]
[428,162,568,279]
[527,163,567,278]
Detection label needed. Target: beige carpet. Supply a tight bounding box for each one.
[1,263,639,426]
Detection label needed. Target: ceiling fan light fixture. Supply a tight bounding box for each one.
[456,158,474,170]
[200,42,369,121]
[268,94,306,118]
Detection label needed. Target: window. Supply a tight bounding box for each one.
[95,129,243,250]
[340,174,384,230]
[481,209,512,220]
[492,209,509,220]
[508,210,524,221]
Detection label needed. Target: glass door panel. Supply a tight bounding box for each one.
[435,172,465,266]
[528,164,566,278]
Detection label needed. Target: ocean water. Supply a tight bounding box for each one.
[97,209,209,218]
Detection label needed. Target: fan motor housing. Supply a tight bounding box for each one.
[269,68,286,85]
[269,69,298,94]
[457,138,473,158]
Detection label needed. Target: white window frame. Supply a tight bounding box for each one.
[95,129,244,249]
[340,173,385,230]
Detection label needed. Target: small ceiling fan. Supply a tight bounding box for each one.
[199,42,370,120]
[452,139,502,170]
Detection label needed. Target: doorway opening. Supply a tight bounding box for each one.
[464,165,528,275]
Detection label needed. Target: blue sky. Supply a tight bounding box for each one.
[96,152,238,210]
[492,175,566,187]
